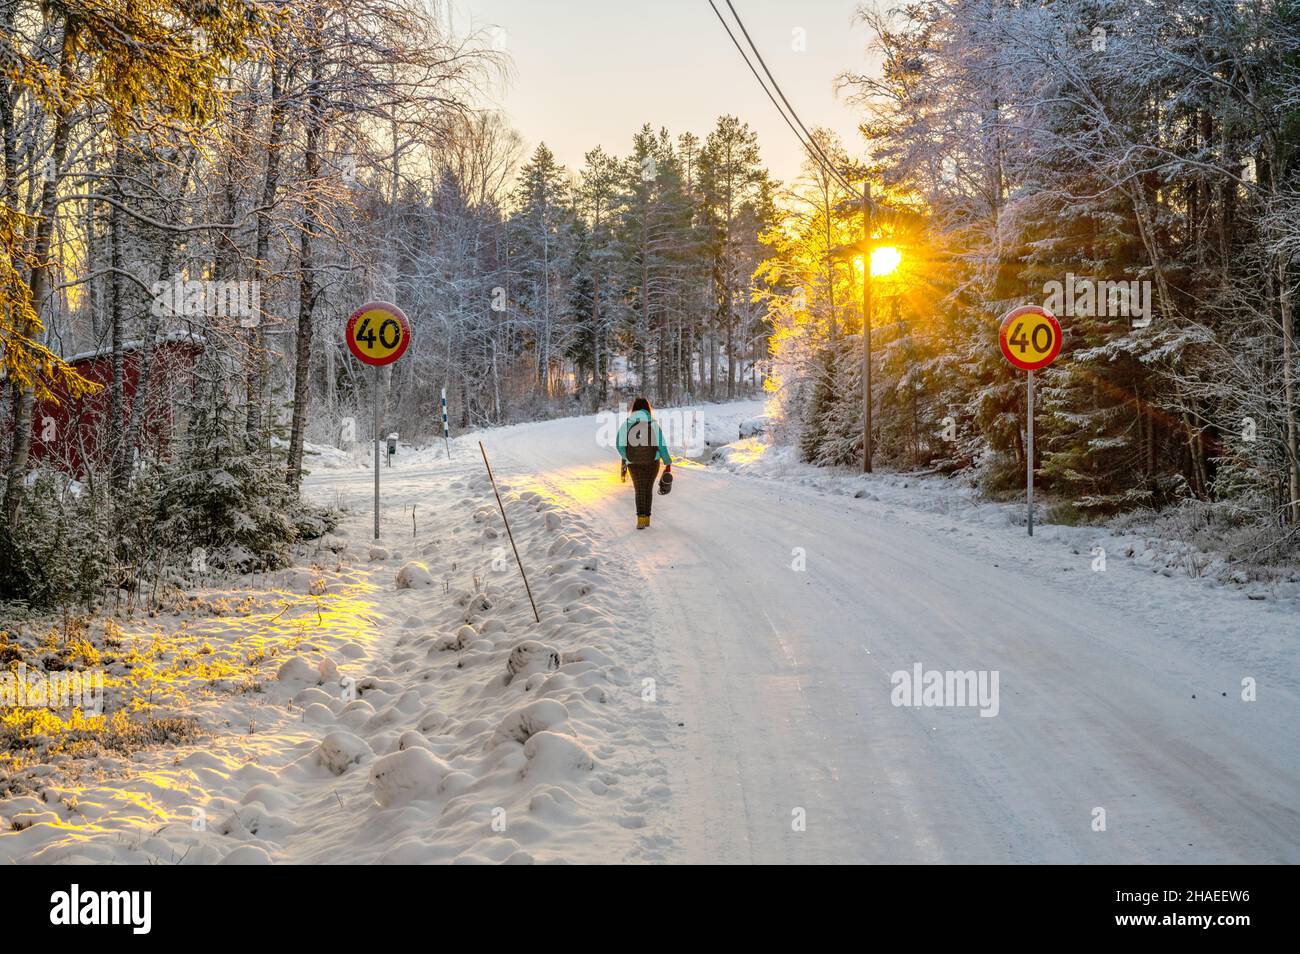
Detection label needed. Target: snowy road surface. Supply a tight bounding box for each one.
[314,402,1300,863]
[5,401,1294,865]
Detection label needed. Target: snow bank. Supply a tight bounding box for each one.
[0,436,676,864]
[711,438,1300,598]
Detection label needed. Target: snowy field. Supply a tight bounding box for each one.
[1,399,1297,863]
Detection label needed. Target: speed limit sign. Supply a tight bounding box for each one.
[998,305,1062,371]
[346,301,411,540]
[346,301,410,366]
[998,304,1063,538]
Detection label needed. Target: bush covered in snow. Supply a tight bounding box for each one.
[0,475,113,612]
[0,358,340,614]
[153,365,300,573]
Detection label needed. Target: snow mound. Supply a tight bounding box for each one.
[395,561,434,589]
[314,730,373,776]
[220,845,273,865]
[369,747,452,808]
[505,641,561,685]
[493,699,569,747]
[522,731,594,778]
[277,655,319,684]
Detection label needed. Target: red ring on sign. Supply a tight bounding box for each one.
[346,301,411,366]
[998,305,1062,371]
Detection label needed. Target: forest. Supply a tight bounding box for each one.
[767,0,1300,564]
[2,0,1299,617]
[0,0,774,609]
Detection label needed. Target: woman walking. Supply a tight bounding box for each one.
[617,397,672,529]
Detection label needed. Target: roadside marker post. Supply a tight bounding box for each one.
[441,387,451,460]
[478,441,541,624]
[345,301,411,540]
[997,305,1063,536]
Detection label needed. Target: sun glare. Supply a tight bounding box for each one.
[870,245,902,277]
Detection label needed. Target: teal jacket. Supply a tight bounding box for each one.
[617,409,672,466]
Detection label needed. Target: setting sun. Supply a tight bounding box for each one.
[870,245,902,277]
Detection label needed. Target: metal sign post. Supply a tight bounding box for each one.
[345,301,412,541]
[1026,369,1034,536]
[998,305,1062,537]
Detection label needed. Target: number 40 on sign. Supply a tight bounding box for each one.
[998,305,1063,537]
[345,301,412,540]
[346,302,410,366]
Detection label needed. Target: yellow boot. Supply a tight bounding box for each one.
[636,515,650,529]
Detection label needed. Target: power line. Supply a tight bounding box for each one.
[705,0,816,173]
[708,0,882,475]
[721,0,859,196]
[705,0,857,195]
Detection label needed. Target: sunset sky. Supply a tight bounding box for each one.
[452,0,881,185]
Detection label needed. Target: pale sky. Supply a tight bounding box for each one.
[449,0,882,187]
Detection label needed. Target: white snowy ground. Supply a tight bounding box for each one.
[1,440,675,863]
[456,401,1300,863]
[2,399,1297,863]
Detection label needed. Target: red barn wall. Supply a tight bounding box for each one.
[28,341,201,480]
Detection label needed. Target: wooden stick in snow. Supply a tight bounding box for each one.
[478,441,540,624]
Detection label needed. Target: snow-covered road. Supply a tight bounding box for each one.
[9,400,1292,865]
[460,402,1299,863]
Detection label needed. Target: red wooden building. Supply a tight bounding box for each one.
[25,335,202,480]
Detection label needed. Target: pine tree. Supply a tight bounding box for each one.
[156,354,297,572]
[700,116,770,398]
[510,143,573,405]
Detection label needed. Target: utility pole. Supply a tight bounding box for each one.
[862,182,873,474]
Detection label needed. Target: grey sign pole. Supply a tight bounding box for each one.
[1026,369,1034,537]
[374,365,381,540]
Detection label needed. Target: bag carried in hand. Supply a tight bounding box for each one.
[658,470,673,495]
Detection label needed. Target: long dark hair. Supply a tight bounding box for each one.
[631,396,652,415]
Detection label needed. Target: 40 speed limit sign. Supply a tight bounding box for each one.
[346,301,411,366]
[998,305,1062,371]
[346,301,412,541]
[997,304,1063,538]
